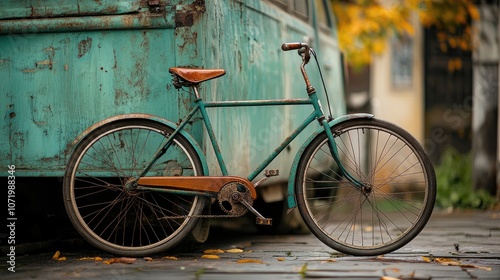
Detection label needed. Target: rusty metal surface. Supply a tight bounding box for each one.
[0,0,141,20]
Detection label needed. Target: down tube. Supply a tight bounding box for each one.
[247,111,319,182]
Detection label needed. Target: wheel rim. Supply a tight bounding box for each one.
[68,124,201,251]
[301,123,431,251]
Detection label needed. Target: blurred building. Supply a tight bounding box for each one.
[343,1,499,202]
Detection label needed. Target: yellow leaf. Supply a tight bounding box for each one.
[236,259,266,264]
[277,257,285,261]
[461,264,492,271]
[57,257,67,261]
[162,256,178,260]
[226,248,244,253]
[467,3,480,20]
[52,251,61,260]
[103,257,136,265]
[381,277,401,280]
[201,254,221,260]
[78,257,103,261]
[421,256,432,263]
[204,249,225,254]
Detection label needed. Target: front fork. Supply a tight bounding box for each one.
[321,119,370,192]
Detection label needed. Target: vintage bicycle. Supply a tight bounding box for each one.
[63,42,436,257]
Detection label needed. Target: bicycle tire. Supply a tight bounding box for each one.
[63,119,207,256]
[295,118,436,256]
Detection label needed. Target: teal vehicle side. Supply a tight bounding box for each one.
[0,1,346,205]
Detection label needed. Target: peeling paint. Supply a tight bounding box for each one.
[77,37,92,58]
[175,0,206,27]
[22,68,38,73]
[36,59,53,69]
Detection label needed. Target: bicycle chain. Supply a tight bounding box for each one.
[158,213,243,220]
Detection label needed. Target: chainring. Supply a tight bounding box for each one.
[217,182,253,216]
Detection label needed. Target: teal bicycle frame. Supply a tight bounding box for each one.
[136,86,365,192]
[134,45,369,208]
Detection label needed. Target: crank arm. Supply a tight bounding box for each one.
[239,199,272,226]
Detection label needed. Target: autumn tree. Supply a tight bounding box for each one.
[332,0,480,70]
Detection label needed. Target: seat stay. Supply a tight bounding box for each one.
[134,103,201,179]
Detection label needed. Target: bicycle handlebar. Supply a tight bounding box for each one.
[281,42,314,94]
[281,42,311,64]
[281,42,305,51]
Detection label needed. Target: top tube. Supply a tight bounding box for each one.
[203,98,313,107]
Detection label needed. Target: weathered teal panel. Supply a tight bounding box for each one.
[0,0,346,180]
[193,0,346,183]
[1,28,179,175]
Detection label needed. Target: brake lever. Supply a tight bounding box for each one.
[298,47,311,64]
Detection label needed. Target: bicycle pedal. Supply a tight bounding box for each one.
[256,217,272,226]
[265,169,279,177]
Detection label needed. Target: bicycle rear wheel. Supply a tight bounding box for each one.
[295,118,436,256]
[63,119,207,256]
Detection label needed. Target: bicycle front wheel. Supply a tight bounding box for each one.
[63,119,207,256]
[295,118,436,256]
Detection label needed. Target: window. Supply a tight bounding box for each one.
[293,0,309,19]
[391,35,414,88]
[270,0,310,22]
[315,0,331,30]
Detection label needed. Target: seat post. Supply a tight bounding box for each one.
[192,85,201,100]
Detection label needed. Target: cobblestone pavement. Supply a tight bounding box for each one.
[1,210,499,279]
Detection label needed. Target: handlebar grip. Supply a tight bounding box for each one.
[281,42,305,51]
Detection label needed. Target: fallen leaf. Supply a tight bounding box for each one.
[325,259,337,263]
[78,257,103,261]
[103,257,136,265]
[226,248,244,253]
[236,259,266,264]
[143,257,153,262]
[421,256,432,263]
[435,257,461,266]
[162,256,178,260]
[460,264,492,271]
[204,249,225,254]
[57,257,67,261]
[277,257,285,261]
[380,277,401,280]
[201,254,220,259]
[52,251,61,260]
[420,256,491,271]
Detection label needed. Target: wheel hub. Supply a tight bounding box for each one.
[123,177,140,195]
[362,184,373,194]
